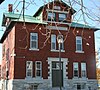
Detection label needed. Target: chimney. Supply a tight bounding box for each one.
[8,4,13,12]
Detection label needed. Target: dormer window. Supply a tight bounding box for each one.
[54,6,61,10]
[59,13,66,22]
[48,12,56,21]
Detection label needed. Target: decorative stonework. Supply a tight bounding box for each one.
[47,57,68,88]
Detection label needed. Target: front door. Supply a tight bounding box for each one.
[52,61,63,87]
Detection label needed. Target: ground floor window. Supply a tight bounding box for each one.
[26,61,33,77]
[35,61,42,77]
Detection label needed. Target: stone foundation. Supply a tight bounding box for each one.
[1,78,98,90]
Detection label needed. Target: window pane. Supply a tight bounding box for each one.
[77,40,81,43]
[76,36,82,51]
[36,61,42,77]
[36,70,41,76]
[27,70,32,76]
[26,61,32,77]
[74,70,78,77]
[30,33,38,49]
[52,43,56,50]
[51,35,56,50]
[60,43,64,50]
[32,35,37,40]
[77,84,81,89]
[37,62,41,69]
[82,71,86,77]
[77,44,82,51]
[52,62,56,69]
[81,63,86,77]
[59,13,66,22]
[31,41,37,48]
[48,12,56,21]
[73,63,78,77]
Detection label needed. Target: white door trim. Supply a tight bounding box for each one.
[47,57,68,87]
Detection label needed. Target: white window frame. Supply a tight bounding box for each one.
[26,61,33,78]
[48,12,56,21]
[35,61,42,77]
[81,63,87,78]
[73,62,79,77]
[54,6,61,10]
[76,36,82,52]
[59,13,66,22]
[30,33,38,49]
[51,34,56,50]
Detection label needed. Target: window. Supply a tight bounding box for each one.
[52,62,62,70]
[26,61,33,77]
[60,42,64,50]
[48,12,56,21]
[30,33,38,49]
[54,6,61,10]
[77,83,86,90]
[51,35,56,50]
[59,13,66,22]
[81,63,87,77]
[35,61,42,77]
[76,36,82,51]
[73,62,79,77]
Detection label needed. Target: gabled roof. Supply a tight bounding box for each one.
[33,0,76,17]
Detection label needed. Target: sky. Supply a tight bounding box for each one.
[0,0,100,64]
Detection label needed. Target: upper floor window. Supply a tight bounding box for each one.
[73,62,79,77]
[54,6,61,10]
[26,61,33,77]
[59,13,66,22]
[35,61,42,77]
[81,63,87,78]
[51,34,56,50]
[60,42,64,50]
[48,12,56,21]
[30,33,38,49]
[76,36,82,51]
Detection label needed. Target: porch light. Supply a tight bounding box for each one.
[57,34,63,44]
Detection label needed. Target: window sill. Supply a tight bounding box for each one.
[51,49,65,52]
[29,48,39,51]
[75,51,84,53]
[25,77,33,80]
[45,21,69,25]
[25,77,43,83]
[81,77,88,80]
[25,77,43,80]
[73,77,88,80]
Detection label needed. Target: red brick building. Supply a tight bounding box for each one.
[0,0,99,90]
